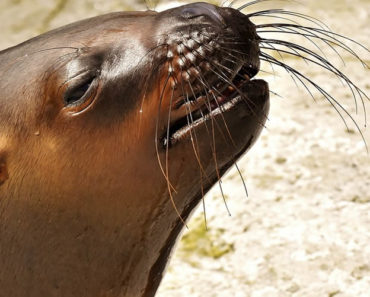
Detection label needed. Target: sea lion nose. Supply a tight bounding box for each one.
[180,2,225,26]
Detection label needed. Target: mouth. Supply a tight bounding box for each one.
[162,65,268,147]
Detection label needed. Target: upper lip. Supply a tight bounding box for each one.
[173,64,257,110]
[161,63,260,147]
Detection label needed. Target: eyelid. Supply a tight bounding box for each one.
[64,77,95,106]
[63,73,96,105]
[64,69,99,89]
[62,70,100,113]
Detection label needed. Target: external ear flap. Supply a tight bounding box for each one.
[0,153,8,186]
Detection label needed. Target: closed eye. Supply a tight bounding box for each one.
[62,70,100,114]
[64,74,96,107]
[64,78,94,106]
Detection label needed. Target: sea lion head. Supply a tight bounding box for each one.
[0,2,269,296]
[0,2,268,199]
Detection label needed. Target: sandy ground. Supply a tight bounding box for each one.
[1,1,369,296]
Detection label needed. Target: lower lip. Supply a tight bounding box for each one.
[169,95,243,144]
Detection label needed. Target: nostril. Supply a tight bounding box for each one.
[181,3,225,26]
[248,67,259,79]
[240,64,259,79]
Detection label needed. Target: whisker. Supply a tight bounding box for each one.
[165,79,188,226]
[260,38,368,121]
[257,26,365,67]
[260,52,369,151]
[184,74,232,217]
[177,67,210,227]
[235,162,249,198]
[176,60,221,188]
[248,9,331,31]
[154,73,178,194]
[257,23,370,57]
[257,28,344,65]
[233,0,298,11]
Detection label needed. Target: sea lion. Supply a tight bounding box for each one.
[0,1,368,297]
[0,3,268,297]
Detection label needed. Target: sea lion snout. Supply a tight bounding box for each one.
[152,4,268,152]
[155,3,261,93]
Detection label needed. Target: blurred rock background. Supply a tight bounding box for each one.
[1,1,369,296]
